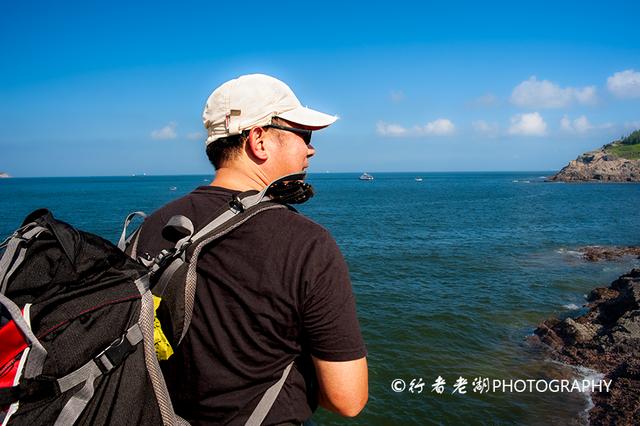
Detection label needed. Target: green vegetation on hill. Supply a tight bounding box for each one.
[604,129,640,160]
[606,144,640,160]
[620,129,640,145]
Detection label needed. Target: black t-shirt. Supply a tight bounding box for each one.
[136,186,366,425]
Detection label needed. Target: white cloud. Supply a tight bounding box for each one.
[574,87,597,104]
[472,120,499,137]
[422,118,456,136]
[186,132,204,140]
[390,90,405,103]
[151,122,177,140]
[376,122,408,137]
[510,76,596,108]
[607,70,640,98]
[418,118,455,136]
[560,115,593,134]
[573,116,592,133]
[508,112,547,136]
[377,118,455,137]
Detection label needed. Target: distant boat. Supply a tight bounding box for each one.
[359,172,374,181]
[169,186,177,191]
[415,177,423,182]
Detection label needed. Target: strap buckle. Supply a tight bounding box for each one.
[229,195,245,213]
[94,327,139,374]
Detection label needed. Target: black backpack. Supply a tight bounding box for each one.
[0,173,312,426]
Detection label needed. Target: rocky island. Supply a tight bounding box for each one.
[0,172,9,178]
[532,257,640,424]
[549,130,640,182]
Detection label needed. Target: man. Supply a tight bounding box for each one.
[136,74,368,425]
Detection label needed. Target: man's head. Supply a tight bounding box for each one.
[202,74,337,176]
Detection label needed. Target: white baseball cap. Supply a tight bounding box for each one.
[202,74,338,145]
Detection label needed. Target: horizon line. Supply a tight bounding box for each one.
[0,170,560,179]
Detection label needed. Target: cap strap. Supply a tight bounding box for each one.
[225,109,242,135]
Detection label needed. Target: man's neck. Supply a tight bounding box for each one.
[210,166,269,191]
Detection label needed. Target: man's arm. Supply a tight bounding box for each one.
[312,356,368,417]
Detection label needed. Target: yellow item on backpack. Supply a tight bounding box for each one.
[153,295,174,361]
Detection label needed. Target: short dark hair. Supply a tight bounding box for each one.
[206,126,286,169]
[205,133,247,170]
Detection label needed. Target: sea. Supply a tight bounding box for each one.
[1,172,639,425]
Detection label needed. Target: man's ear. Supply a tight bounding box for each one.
[247,127,269,161]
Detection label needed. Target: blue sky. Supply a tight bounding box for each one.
[1,0,639,176]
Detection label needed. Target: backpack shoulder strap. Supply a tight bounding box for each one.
[189,171,306,243]
[0,222,48,295]
[147,173,306,346]
[176,200,285,345]
[117,211,147,252]
[141,172,306,424]
[244,361,294,426]
[150,171,306,298]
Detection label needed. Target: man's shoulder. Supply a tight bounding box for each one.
[145,186,233,227]
[142,188,331,239]
[257,205,332,241]
[137,187,231,252]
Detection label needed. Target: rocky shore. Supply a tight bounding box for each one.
[549,130,640,182]
[576,246,640,262]
[532,267,640,424]
[549,149,640,182]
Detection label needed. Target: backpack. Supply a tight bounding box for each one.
[0,173,312,426]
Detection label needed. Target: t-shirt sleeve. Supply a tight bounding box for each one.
[301,229,367,361]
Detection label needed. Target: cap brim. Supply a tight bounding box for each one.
[276,106,338,129]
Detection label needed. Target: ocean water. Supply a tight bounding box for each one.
[1,172,639,425]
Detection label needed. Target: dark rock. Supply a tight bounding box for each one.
[561,317,599,345]
[577,246,640,262]
[611,311,640,349]
[587,287,619,303]
[532,269,640,423]
[614,358,640,380]
[534,319,565,351]
[596,287,637,328]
